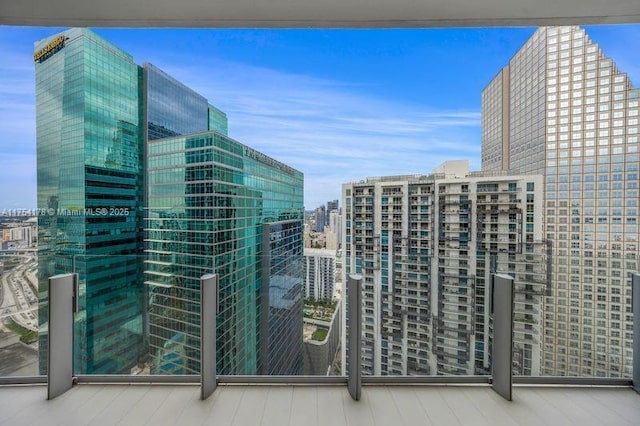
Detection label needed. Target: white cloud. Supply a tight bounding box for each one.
[155,58,481,208]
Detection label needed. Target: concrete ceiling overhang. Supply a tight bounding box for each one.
[2,0,640,27]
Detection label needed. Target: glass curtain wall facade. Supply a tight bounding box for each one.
[35,28,297,377]
[36,28,144,374]
[145,132,303,375]
[144,63,209,141]
[261,220,304,375]
[208,105,229,136]
[481,26,638,377]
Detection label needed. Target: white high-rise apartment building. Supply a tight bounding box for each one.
[3,226,33,243]
[482,26,638,377]
[325,210,343,252]
[329,210,342,243]
[341,165,545,376]
[304,248,337,300]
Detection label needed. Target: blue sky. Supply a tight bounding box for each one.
[1,25,639,210]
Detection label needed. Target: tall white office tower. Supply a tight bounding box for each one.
[482,26,638,377]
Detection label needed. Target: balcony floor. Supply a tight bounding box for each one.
[1,384,639,425]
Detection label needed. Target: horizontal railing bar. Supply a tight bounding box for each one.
[362,375,490,385]
[219,376,348,384]
[512,377,632,386]
[76,375,200,384]
[0,376,47,385]
[0,375,633,387]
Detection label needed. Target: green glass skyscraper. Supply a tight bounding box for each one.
[36,28,304,376]
[36,28,144,374]
[146,134,304,375]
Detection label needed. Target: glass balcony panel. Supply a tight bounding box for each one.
[0,254,40,377]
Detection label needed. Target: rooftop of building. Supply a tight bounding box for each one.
[303,298,338,323]
[304,248,337,257]
[0,341,38,376]
[147,130,303,178]
[346,168,541,186]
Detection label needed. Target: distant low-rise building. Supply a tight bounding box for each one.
[2,226,34,244]
[325,229,338,252]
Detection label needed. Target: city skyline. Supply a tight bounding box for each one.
[2,23,639,380]
[2,25,640,209]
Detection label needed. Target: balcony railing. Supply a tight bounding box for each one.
[1,252,639,403]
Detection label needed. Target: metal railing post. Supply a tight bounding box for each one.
[633,274,640,394]
[491,273,513,401]
[47,273,78,400]
[201,273,219,400]
[347,273,362,401]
